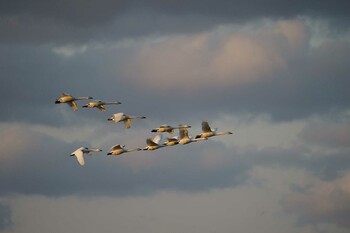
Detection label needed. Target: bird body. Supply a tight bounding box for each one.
[143,135,164,150]
[83,100,121,111]
[55,93,93,111]
[70,147,102,166]
[108,112,146,128]
[178,128,207,145]
[107,144,141,156]
[195,121,233,139]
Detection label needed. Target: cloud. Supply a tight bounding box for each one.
[300,117,350,148]
[123,19,308,90]
[0,186,297,233]
[282,171,350,229]
[0,203,12,231]
[1,1,349,44]
[1,112,350,198]
[1,18,349,125]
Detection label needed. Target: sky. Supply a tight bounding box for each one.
[1,1,350,232]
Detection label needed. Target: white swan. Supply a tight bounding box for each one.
[108,112,146,128]
[55,92,93,111]
[178,127,207,145]
[70,147,102,166]
[107,144,141,156]
[163,137,179,146]
[82,100,121,112]
[143,135,164,150]
[151,124,191,134]
[195,121,233,139]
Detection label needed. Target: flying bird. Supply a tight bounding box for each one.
[178,127,207,145]
[70,147,102,166]
[143,134,164,150]
[108,112,146,128]
[82,100,121,111]
[107,144,141,156]
[195,120,233,139]
[55,92,93,111]
[151,124,191,134]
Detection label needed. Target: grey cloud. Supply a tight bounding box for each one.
[1,122,349,198]
[0,203,12,231]
[2,36,350,126]
[300,123,350,148]
[282,172,350,229]
[1,0,349,44]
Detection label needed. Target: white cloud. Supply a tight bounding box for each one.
[120,19,309,91]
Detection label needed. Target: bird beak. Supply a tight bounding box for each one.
[55,100,60,104]
[151,129,157,132]
[70,154,75,156]
[82,105,88,108]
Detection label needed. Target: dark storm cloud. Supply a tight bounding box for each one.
[1,0,349,44]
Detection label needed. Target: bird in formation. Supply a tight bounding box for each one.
[82,100,121,111]
[195,120,233,139]
[70,147,102,166]
[55,92,93,111]
[108,112,146,128]
[107,144,141,156]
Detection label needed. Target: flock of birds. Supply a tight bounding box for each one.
[55,92,233,166]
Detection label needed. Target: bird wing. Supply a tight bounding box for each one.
[124,118,132,128]
[98,105,106,111]
[146,138,159,146]
[111,144,122,150]
[62,92,70,96]
[153,134,163,144]
[112,113,124,122]
[167,137,178,142]
[68,101,78,111]
[179,128,186,139]
[202,121,212,133]
[74,150,85,166]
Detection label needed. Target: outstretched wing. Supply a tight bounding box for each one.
[74,150,85,166]
[124,118,132,128]
[111,144,122,150]
[146,138,159,146]
[153,134,163,144]
[179,128,189,139]
[167,137,178,142]
[68,101,78,111]
[112,113,124,122]
[202,121,212,133]
[98,105,106,111]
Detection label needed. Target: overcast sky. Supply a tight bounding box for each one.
[1,1,350,233]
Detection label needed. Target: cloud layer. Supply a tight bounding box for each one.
[1,1,350,233]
